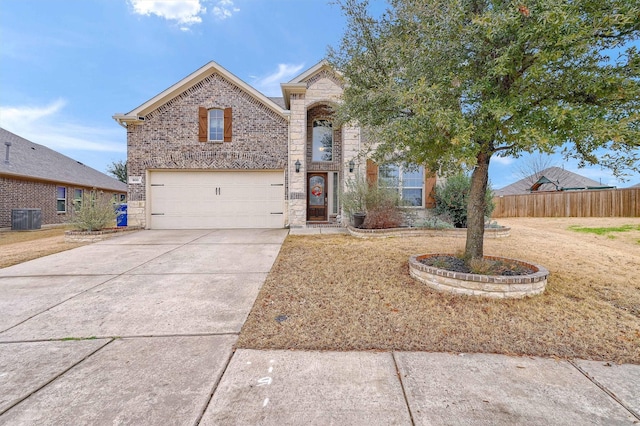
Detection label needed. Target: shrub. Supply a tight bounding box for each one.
[434,173,494,228]
[341,173,404,228]
[363,188,403,229]
[415,215,455,229]
[70,190,117,231]
[341,173,370,218]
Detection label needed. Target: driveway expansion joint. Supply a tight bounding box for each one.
[392,351,417,426]
[0,338,114,416]
[569,359,640,421]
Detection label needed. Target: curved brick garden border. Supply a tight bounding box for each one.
[409,253,548,299]
[347,226,510,239]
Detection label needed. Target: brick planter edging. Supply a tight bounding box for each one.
[65,227,142,243]
[408,253,548,299]
[347,226,510,239]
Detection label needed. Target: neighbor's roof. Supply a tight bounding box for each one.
[0,128,127,192]
[495,166,603,196]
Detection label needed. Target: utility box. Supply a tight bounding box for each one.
[11,209,42,230]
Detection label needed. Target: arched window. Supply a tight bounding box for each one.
[312,120,333,162]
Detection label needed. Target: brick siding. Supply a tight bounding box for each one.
[126,70,289,203]
[0,176,125,228]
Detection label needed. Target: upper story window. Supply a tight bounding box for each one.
[312,120,333,162]
[198,106,232,142]
[56,187,67,213]
[379,164,425,207]
[208,109,224,141]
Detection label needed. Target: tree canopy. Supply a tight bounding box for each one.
[106,159,127,184]
[329,0,640,259]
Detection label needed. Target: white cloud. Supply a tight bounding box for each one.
[252,63,306,96]
[212,0,240,20]
[491,155,515,166]
[129,0,206,27]
[0,100,125,154]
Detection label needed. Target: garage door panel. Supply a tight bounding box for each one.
[149,171,285,229]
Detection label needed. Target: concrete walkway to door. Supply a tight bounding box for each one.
[0,229,287,424]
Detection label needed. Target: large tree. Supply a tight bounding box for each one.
[329,0,640,261]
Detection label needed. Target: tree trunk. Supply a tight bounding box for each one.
[464,150,491,261]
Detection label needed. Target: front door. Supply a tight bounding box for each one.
[307,173,327,222]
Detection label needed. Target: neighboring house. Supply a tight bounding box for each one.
[113,60,436,229]
[494,166,613,196]
[0,128,127,228]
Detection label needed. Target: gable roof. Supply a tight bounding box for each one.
[495,166,604,196]
[281,60,343,109]
[113,61,288,126]
[0,128,127,192]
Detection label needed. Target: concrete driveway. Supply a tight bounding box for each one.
[0,229,287,424]
[1,228,639,425]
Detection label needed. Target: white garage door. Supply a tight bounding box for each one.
[148,170,285,229]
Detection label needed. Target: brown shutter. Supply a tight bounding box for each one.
[366,159,378,187]
[424,171,437,208]
[198,107,208,142]
[223,107,232,142]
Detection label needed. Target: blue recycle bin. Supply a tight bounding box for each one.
[116,203,127,227]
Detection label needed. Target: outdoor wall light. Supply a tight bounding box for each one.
[348,159,355,173]
[295,159,301,173]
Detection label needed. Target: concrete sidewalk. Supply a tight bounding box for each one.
[0,228,639,425]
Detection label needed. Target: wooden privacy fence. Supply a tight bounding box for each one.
[492,187,640,218]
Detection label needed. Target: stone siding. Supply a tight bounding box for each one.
[288,69,359,227]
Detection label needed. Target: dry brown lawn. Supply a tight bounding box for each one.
[237,217,640,364]
[0,227,88,268]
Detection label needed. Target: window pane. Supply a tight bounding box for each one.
[74,189,83,199]
[332,173,338,214]
[402,188,423,206]
[379,164,399,186]
[209,109,223,141]
[57,199,66,212]
[312,120,332,161]
[403,167,424,188]
[57,187,66,199]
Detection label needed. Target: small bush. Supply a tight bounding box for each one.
[434,173,494,228]
[341,173,370,218]
[342,173,405,228]
[415,215,455,229]
[70,190,116,231]
[363,201,404,229]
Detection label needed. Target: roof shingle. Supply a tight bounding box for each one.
[0,128,127,192]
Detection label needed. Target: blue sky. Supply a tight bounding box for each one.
[1,0,638,188]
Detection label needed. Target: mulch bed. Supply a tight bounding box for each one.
[419,255,535,275]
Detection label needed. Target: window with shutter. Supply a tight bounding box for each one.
[198,107,232,142]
